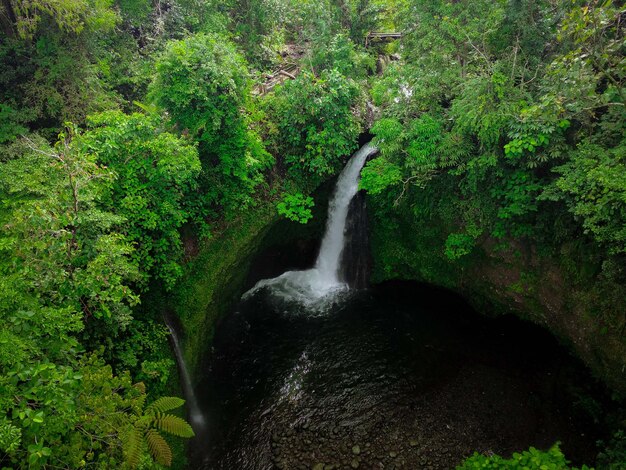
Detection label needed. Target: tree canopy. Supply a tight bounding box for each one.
[0,0,624,467]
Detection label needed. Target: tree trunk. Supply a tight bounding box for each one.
[0,0,17,38]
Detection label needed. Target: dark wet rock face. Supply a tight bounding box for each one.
[192,282,606,469]
[340,191,371,289]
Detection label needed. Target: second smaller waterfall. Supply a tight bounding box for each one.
[243,143,377,308]
[163,313,207,434]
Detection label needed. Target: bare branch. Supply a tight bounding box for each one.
[20,135,63,161]
[463,31,492,70]
[394,173,433,206]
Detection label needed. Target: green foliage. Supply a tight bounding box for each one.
[150,33,250,139]
[405,114,444,170]
[282,0,343,44]
[444,233,476,261]
[117,0,152,26]
[370,114,447,174]
[264,69,362,185]
[0,34,117,141]
[109,319,176,393]
[123,391,194,469]
[491,170,542,238]
[220,0,290,65]
[0,131,139,329]
[550,140,626,255]
[146,396,186,414]
[553,1,625,113]
[7,0,118,39]
[0,104,27,143]
[359,157,402,195]
[77,110,201,288]
[0,134,125,466]
[0,420,21,453]
[277,192,315,223]
[348,0,384,42]
[370,62,411,108]
[458,444,591,469]
[367,0,625,261]
[450,71,523,149]
[150,32,273,216]
[311,33,375,77]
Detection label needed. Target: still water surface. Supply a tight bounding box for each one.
[192,281,602,469]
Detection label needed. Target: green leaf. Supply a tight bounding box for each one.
[146,396,185,415]
[153,414,195,438]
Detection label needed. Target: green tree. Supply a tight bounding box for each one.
[0,132,138,467]
[150,32,273,217]
[76,110,201,289]
[264,69,363,186]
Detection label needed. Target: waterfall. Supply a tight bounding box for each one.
[243,142,377,307]
[314,143,375,284]
[163,313,206,434]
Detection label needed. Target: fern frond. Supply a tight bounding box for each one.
[123,425,144,470]
[133,382,146,394]
[153,414,195,438]
[146,429,173,467]
[136,415,152,429]
[146,396,185,415]
[133,382,147,411]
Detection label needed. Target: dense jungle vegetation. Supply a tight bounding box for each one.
[0,0,624,468]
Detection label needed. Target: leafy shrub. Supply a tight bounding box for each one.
[550,140,626,255]
[277,192,315,224]
[264,69,363,185]
[359,157,402,195]
[77,110,201,289]
[458,444,592,469]
[150,33,273,215]
[444,233,476,260]
[311,33,375,78]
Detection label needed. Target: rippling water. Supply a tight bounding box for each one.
[191,282,604,469]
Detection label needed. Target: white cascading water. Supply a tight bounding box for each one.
[243,142,377,308]
[163,316,207,434]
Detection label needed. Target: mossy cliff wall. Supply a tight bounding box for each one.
[369,206,626,394]
[168,181,333,379]
[169,204,277,377]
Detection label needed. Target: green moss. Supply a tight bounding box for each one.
[170,203,277,374]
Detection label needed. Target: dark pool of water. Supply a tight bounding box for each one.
[191,281,606,469]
